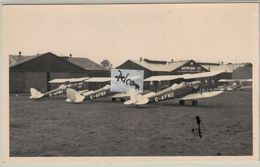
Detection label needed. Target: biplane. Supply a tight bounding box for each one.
[217,79,252,91]
[124,71,224,106]
[29,77,89,99]
[66,77,138,103]
[66,77,111,103]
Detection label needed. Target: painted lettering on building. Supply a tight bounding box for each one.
[177,62,203,73]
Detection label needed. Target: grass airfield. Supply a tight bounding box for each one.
[9,90,252,156]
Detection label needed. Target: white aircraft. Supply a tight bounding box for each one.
[217,79,252,91]
[66,77,111,103]
[66,77,138,103]
[124,71,224,106]
[29,77,89,99]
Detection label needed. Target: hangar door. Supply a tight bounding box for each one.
[24,72,47,93]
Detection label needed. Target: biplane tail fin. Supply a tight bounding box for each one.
[124,93,143,105]
[66,88,85,103]
[30,88,44,99]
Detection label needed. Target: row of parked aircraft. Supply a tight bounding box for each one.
[30,71,252,106]
[218,79,252,91]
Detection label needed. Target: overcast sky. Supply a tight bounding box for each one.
[3,3,259,66]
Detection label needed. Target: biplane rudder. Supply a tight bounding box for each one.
[30,88,44,99]
[66,88,85,103]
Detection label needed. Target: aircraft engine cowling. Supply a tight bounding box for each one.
[59,84,67,90]
[191,81,201,92]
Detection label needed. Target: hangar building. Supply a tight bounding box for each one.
[9,52,108,93]
[198,62,247,73]
[117,58,209,78]
[117,58,232,90]
[231,64,252,87]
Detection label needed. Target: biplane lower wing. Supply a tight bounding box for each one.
[181,91,223,100]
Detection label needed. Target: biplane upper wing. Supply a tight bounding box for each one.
[144,71,224,82]
[144,75,181,82]
[49,77,90,83]
[181,91,224,100]
[84,77,111,82]
[182,71,224,79]
[69,77,90,83]
[48,78,71,84]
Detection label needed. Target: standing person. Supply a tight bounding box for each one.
[149,81,154,91]
[200,81,203,94]
[204,79,208,91]
[211,79,215,91]
[195,116,202,138]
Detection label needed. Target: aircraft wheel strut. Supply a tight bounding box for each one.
[179,100,185,105]
[120,98,125,102]
[192,100,198,106]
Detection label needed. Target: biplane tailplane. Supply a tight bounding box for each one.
[66,88,85,103]
[30,88,44,99]
[124,93,143,105]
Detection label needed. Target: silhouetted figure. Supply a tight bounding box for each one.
[211,79,215,91]
[195,116,202,138]
[204,80,208,91]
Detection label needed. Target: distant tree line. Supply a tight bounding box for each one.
[100,59,113,70]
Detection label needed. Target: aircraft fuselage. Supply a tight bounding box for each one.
[147,81,201,104]
[82,85,111,100]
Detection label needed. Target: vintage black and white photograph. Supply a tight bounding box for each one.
[2,3,259,159]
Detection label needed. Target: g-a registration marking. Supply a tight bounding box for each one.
[154,92,175,102]
[49,90,64,97]
[89,91,107,99]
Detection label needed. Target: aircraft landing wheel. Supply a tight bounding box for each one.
[192,100,198,106]
[112,98,116,101]
[179,100,185,105]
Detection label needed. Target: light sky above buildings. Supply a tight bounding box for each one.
[3,3,259,67]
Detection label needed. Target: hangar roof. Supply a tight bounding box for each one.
[61,57,105,70]
[10,55,37,67]
[9,52,105,71]
[126,59,190,72]
[232,66,252,79]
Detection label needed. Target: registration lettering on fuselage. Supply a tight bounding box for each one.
[89,91,107,99]
[49,90,64,97]
[154,92,175,102]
